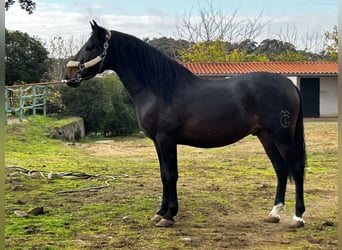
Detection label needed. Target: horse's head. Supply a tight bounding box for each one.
[63,20,111,87]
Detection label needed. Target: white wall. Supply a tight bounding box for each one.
[218,75,338,117]
[289,76,337,117]
[320,77,338,117]
[287,76,298,86]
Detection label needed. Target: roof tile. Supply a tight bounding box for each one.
[182,62,338,76]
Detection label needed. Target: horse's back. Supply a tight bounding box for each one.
[199,72,299,114]
[226,72,299,110]
[230,72,297,94]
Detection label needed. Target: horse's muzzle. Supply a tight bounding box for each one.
[66,79,81,88]
[62,72,82,88]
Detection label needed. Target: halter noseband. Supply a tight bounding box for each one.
[64,29,111,83]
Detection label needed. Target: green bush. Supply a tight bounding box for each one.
[61,76,139,136]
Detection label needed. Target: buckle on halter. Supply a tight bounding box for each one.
[78,63,85,71]
[62,72,82,86]
[75,73,82,82]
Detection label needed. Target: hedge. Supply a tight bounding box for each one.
[61,76,139,136]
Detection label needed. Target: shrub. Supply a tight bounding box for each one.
[61,76,139,136]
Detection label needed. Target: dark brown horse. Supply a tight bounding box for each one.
[64,21,306,228]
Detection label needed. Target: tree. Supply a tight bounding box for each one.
[177,36,326,63]
[321,25,338,61]
[255,39,296,56]
[236,39,258,54]
[5,0,36,14]
[178,39,269,63]
[62,76,139,136]
[45,36,85,80]
[226,49,269,62]
[273,50,310,62]
[272,24,323,53]
[173,1,270,63]
[5,29,49,85]
[174,2,268,44]
[178,39,227,62]
[146,37,191,59]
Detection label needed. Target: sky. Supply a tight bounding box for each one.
[5,0,338,52]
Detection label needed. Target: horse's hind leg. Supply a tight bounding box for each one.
[257,132,288,223]
[274,142,305,228]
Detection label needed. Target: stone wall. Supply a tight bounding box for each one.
[49,117,85,141]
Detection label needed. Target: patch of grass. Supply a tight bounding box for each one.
[5,116,338,249]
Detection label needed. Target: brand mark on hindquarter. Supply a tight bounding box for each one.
[279,110,291,128]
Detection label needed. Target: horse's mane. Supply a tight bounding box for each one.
[110,31,198,103]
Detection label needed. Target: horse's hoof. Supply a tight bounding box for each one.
[264,216,280,223]
[156,218,175,227]
[290,215,305,228]
[150,214,163,223]
[290,220,305,228]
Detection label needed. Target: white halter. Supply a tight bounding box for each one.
[66,29,111,71]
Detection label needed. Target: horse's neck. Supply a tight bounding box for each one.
[107,35,195,103]
[109,50,154,100]
[114,65,147,100]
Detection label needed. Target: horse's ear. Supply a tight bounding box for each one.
[89,20,109,42]
[90,20,100,32]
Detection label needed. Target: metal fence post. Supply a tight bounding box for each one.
[43,86,47,117]
[19,87,23,122]
[4,81,62,123]
[32,85,36,117]
[4,88,8,125]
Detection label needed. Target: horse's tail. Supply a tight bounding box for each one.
[292,87,307,177]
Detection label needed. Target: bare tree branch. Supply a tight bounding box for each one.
[45,36,85,80]
[273,24,323,52]
[173,1,268,44]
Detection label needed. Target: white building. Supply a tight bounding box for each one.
[183,62,338,117]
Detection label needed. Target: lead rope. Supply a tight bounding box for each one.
[6,165,128,194]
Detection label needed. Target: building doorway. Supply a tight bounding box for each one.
[300,78,320,117]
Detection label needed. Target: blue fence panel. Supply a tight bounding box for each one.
[5,85,47,124]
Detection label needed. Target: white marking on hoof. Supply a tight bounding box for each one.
[150,214,163,223]
[290,215,305,228]
[292,215,305,223]
[156,218,175,227]
[269,203,285,218]
[264,203,284,223]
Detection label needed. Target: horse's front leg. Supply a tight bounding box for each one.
[150,139,178,227]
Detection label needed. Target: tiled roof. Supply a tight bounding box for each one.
[182,61,338,76]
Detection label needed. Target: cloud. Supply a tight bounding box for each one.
[5,4,175,42]
[5,1,337,52]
